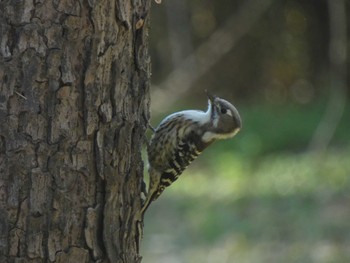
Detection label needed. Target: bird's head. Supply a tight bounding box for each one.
[205,91,242,140]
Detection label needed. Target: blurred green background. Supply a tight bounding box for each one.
[142,0,350,262]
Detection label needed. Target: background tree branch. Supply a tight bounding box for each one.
[308,0,347,152]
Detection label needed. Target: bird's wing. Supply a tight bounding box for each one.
[148,114,197,172]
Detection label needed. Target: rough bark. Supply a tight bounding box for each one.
[0,0,151,262]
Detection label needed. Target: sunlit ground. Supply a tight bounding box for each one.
[141,102,350,263]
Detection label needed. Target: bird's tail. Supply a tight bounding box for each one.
[140,167,161,218]
[140,190,156,219]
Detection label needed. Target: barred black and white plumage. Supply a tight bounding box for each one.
[141,93,242,216]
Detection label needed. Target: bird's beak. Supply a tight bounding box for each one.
[205,90,216,104]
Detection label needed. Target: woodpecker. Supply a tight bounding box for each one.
[141,92,242,216]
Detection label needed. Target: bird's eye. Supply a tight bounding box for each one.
[220,108,227,114]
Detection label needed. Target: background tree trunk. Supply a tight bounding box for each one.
[0,0,151,262]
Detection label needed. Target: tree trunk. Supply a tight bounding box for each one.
[0,0,151,262]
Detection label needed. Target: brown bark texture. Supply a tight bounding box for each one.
[0,0,151,262]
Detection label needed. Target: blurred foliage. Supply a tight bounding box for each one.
[142,102,350,263]
[144,0,349,262]
[150,0,349,103]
